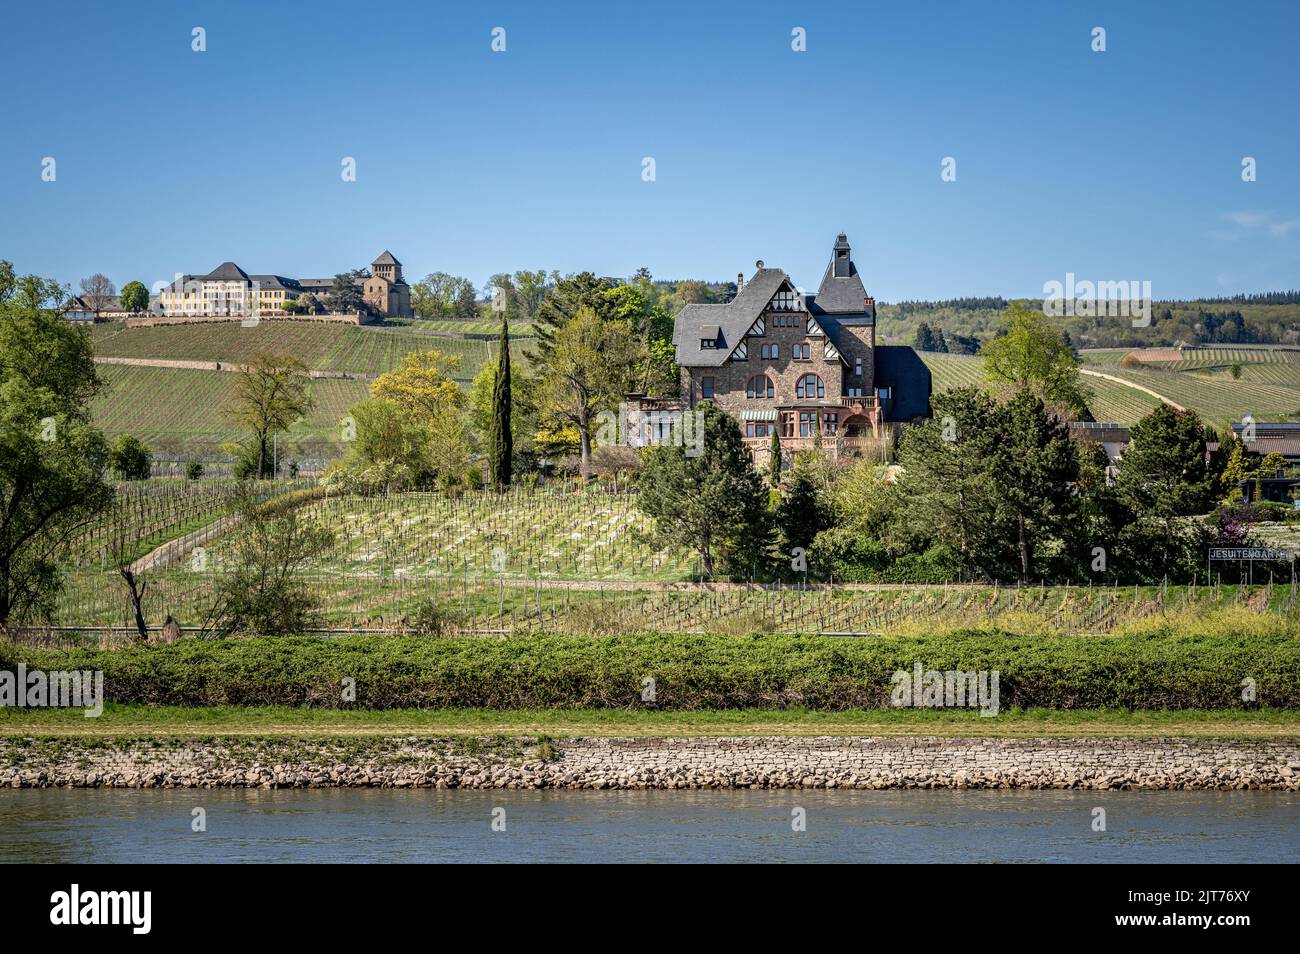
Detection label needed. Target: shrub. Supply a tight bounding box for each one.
[109,434,151,480]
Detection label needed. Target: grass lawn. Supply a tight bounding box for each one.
[1,704,1296,739]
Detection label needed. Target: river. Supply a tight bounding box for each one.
[1,789,1296,863]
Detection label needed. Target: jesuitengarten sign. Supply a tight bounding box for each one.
[1208,548,1295,562]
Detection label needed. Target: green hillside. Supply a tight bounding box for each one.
[1078,348,1300,423]
[90,364,369,458]
[89,321,527,380]
[878,298,1300,350]
[921,353,1163,423]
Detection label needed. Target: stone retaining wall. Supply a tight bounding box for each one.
[3,736,1298,790]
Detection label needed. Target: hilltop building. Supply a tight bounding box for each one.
[157,251,412,319]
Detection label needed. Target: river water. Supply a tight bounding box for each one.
[1,789,1296,863]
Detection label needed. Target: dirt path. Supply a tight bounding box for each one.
[93,356,372,381]
[1080,367,1184,411]
[127,515,238,573]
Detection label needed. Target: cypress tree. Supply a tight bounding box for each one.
[488,316,512,489]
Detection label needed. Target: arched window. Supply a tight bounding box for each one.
[746,374,774,399]
[795,373,825,400]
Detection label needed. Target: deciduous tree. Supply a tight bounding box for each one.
[119,280,149,314]
[0,263,114,625]
[981,302,1092,417]
[109,434,152,480]
[536,306,641,479]
[79,272,115,312]
[226,352,313,479]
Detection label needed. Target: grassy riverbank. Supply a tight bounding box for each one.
[1,704,1297,739]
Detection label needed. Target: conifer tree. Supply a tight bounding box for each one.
[488,316,512,489]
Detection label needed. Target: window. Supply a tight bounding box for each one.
[855,356,863,377]
[761,343,781,360]
[793,343,811,360]
[822,412,839,435]
[700,338,716,349]
[700,377,715,399]
[799,412,816,437]
[781,413,796,438]
[772,313,800,328]
[795,373,825,400]
[745,422,771,438]
[746,375,774,399]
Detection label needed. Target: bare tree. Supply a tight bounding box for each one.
[80,273,116,312]
[117,568,150,642]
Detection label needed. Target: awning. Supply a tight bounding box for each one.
[739,409,778,421]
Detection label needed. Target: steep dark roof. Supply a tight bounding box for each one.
[372,250,400,266]
[62,294,122,312]
[813,261,869,314]
[298,277,363,291]
[672,267,791,367]
[203,261,250,282]
[875,345,931,422]
[814,234,871,314]
[248,275,302,291]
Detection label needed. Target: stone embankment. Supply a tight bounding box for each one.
[3,736,1298,790]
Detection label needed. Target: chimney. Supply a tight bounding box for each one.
[737,272,744,293]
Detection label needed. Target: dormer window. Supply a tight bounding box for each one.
[701,338,716,349]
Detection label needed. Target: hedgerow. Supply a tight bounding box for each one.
[2,630,1296,711]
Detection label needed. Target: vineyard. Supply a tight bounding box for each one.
[59,480,239,569]
[89,321,526,379]
[923,347,1300,424]
[202,489,699,582]
[36,484,1300,637]
[383,317,538,337]
[47,566,1297,638]
[920,353,1163,423]
[1079,354,1300,422]
[57,478,318,571]
[90,365,370,459]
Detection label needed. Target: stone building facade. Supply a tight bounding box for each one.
[670,234,930,459]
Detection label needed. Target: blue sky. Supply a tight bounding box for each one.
[2,0,1297,300]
